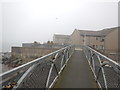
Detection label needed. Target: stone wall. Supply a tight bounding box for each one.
[22,43,67,48]
[11,47,58,63]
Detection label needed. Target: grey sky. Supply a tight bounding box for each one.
[0,0,119,52]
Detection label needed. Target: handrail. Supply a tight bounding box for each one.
[83,45,120,89]
[87,46,120,67]
[0,45,72,79]
[1,45,74,89]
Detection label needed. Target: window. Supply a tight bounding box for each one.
[96,37,104,42]
[96,45,98,49]
[96,37,99,40]
[100,45,104,49]
[100,37,104,42]
[82,36,84,42]
[101,38,104,42]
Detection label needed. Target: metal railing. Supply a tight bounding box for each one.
[0,45,74,89]
[83,45,120,89]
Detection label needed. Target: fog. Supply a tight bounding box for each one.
[0,0,118,52]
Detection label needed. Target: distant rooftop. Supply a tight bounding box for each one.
[77,27,118,37]
[54,34,70,37]
[53,34,70,39]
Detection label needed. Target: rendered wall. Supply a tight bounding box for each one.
[105,29,118,54]
[12,47,58,63]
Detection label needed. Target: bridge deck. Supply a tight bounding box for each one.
[54,50,98,88]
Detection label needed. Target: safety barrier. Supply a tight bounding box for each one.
[0,45,74,89]
[83,45,120,89]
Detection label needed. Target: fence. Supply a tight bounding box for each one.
[0,45,74,89]
[83,45,120,89]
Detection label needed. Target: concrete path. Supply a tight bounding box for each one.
[54,50,98,88]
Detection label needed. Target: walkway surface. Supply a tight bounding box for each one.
[54,49,98,88]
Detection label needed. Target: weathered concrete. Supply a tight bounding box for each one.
[11,47,58,63]
[54,50,98,88]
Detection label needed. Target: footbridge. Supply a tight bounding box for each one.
[0,45,120,89]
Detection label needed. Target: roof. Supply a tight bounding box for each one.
[101,27,118,35]
[78,30,102,37]
[53,34,70,39]
[77,27,118,37]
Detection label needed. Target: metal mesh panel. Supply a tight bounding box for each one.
[69,47,72,56]
[62,51,67,66]
[19,61,51,88]
[85,49,91,63]
[47,65,58,87]
[83,46,120,89]
[94,55,101,76]
[103,67,120,88]
[2,71,26,87]
[99,55,120,88]
[97,68,105,88]
[1,45,74,89]
[54,52,62,73]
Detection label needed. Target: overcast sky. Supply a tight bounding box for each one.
[0,0,119,52]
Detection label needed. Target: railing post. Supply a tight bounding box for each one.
[12,64,37,89]
[97,55,108,90]
[60,50,65,73]
[45,53,59,88]
[1,45,74,89]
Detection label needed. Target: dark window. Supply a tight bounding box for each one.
[96,45,98,49]
[96,37,98,40]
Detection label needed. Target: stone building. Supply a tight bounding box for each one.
[53,34,70,45]
[11,27,119,63]
[104,27,118,54]
[53,27,119,61]
[54,27,118,51]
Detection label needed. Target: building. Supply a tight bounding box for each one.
[53,34,70,45]
[103,27,119,61]
[11,27,119,63]
[53,27,119,61]
[54,28,117,50]
[104,27,118,54]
